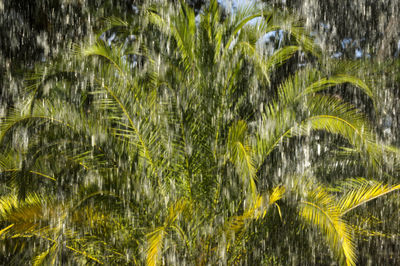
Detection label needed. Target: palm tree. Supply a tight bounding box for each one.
[0,0,399,265]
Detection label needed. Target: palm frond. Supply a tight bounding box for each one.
[0,106,71,145]
[296,95,392,169]
[81,40,133,80]
[94,79,159,176]
[336,178,400,216]
[146,226,165,266]
[0,193,110,264]
[227,120,257,198]
[32,243,57,266]
[277,68,374,106]
[269,185,285,219]
[148,1,196,73]
[265,45,301,71]
[280,15,322,57]
[300,186,356,266]
[225,194,265,233]
[0,151,21,170]
[257,92,388,172]
[235,41,271,83]
[146,198,189,266]
[223,2,264,52]
[0,193,46,236]
[99,16,129,34]
[198,0,223,63]
[301,74,374,102]
[225,185,285,254]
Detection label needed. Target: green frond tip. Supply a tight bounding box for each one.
[224,4,264,52]
[101,16,128,28]
[301,74,374,102]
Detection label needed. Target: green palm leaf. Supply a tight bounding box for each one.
[223,2,265,50]
[148,1,196,73]
[227,120,257,198]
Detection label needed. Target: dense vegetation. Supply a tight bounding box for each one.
[1,1,400,265]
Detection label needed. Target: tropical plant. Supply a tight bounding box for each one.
[0,1,399,265]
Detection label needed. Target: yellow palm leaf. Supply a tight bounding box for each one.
[146,226,165,266]
[146,198,189,266]
[337,178,400,216]
[300,186,356,266]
